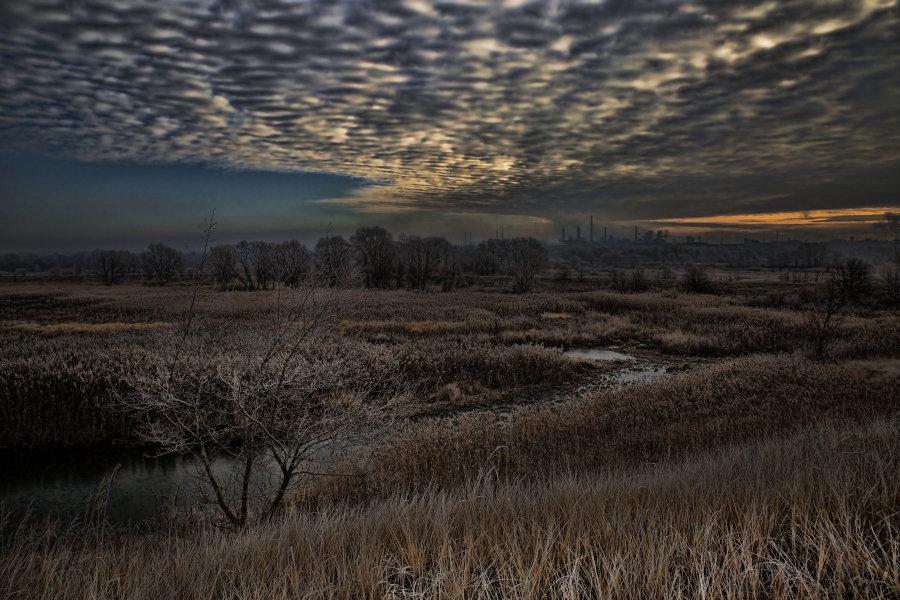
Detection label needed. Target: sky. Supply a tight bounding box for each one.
[1,0,898,251]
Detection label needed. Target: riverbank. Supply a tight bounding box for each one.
[3,418,897,599]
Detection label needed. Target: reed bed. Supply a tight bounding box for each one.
[372,354,900,490]
[2,283,898,450]
[0,331,150,448]
[0,327,583,447]
[2,419,896,599]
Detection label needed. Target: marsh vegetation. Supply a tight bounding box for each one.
[1,254,898,598]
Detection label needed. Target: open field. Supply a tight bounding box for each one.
[1,275,898,598]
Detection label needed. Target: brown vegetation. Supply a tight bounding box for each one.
[370,353,899,492]
[0,274,898,597]
[2,281,899,450]
[2,419,897,599]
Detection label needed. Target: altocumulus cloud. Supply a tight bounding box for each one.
[0,0,898,230]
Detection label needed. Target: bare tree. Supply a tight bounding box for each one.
[250,241,277,290]
[877,266,900,308]
[506,237,546,293]
[804,277,844,361]
[315,235,352,287]
[275,240,310,288]
[467,244,499,276]
[403,236,442,291]
[123,272,409,528]
[435,238,460,292]
[681,265,715,294]
[142,243,182,285]
[832,257,871,305]
[350,226,394,289]
[610,269,628,293]
[234,241,256,291]
[629,267,648,292]
[570,257,586,282]
[95,249,128,287]
[210,245,237,291]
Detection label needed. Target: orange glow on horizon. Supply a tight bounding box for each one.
[648,206,898,229]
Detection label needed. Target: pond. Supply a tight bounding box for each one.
[0,448,341,529]
[0,449,225,528]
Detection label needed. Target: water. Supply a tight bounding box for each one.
[1,347,660,528]
[0,449,218,527]
[564,348,636,361]
[0,448,343,529]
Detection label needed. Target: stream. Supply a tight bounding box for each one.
[1,347,674,528]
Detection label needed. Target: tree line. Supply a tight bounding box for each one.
[39,227,549,293]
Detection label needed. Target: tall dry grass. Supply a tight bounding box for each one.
[3,284,899,449]
[2,419,897,599]
[371,354,899,490]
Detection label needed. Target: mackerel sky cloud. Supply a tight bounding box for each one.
[1,0,898,247]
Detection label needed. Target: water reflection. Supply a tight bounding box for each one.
[1,449,221,527]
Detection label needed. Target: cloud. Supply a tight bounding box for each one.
[0,0,898,228]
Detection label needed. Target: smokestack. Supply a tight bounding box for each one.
[604,226,607,241]
[634,226,638,243]
[577,226,581,241]
[590,216,593,243]
[561,227,565,243]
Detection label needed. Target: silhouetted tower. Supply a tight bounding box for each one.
[590,216,593,243]
[634,226,638,243]
[561,227,565,243]
[576,226,581,242]
[604,226,607,241]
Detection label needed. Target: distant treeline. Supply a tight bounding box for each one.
[1,228,897,290]
[554,238,898,270]
[0,227,549,292]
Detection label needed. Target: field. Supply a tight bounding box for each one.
[1,273,898,598]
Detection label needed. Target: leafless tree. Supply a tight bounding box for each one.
[877,266,900,308]
[506,237,546,293]
[832,257,871,305]
[467,244,499,276]
[403,235,442,291]
[122,271,410,529]
[95,249,129,287]
[681,265,715,294]
[251,241,277,290]
[234,241,256,291]
[435,238,460,292]
[142,243,182,285]
[210,245,237,291]
[350,226,394,289]
[804,276,845,361]
[315,235,352,287]
[275,240,310,288]
[629,267,648,292]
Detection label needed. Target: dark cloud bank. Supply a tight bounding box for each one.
[1,0,898,245]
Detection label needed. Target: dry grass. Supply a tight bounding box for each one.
[3,321,174,334]
[2,280,899,449]
[1,283,898,597]
[341,319,475,336]
[2,419,897,599]
[372,354,900,490]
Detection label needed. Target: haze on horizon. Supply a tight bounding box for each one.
[1,0,898,252]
